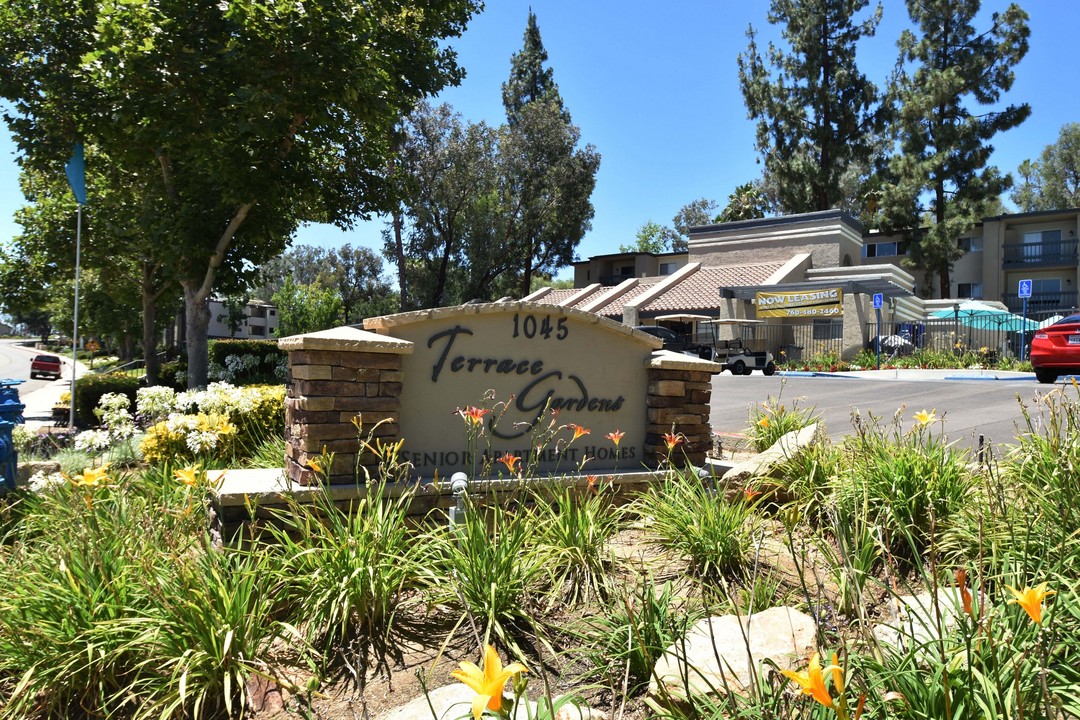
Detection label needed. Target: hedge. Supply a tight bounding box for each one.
[208,339,286,386]
[74,372,141,427]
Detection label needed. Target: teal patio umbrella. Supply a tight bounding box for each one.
[930,300,1040,332]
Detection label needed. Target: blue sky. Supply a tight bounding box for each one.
[1,0,1076,280]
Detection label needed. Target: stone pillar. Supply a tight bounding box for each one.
[644,354,719,469]
[278,327,413,485]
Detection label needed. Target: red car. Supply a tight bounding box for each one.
[30,354,62,380]
[1030,314,1080,383]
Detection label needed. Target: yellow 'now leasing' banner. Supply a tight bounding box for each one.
[755,288,844,318]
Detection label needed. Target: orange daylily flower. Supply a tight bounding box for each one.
[758,416,770,428]
[450,644,528,720]
[567,423,590,441]
[957,569,974,619]
[1007,582,1055,624]
[781,652,838,709]
[497,452,521,474]
[662,432,683,451]
[587,475,599,492]
[460,406,491,425]
[605,429,625,446]
[306,457,324,474]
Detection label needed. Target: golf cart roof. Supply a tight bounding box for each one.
[702,318,766,325]
[654,314,713,322]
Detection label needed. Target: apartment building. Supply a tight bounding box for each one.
[546,208,1080,360]
[206,298,279,339]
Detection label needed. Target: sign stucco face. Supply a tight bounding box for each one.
[386,308,652,477]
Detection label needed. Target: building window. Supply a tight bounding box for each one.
[862,241,907,258]
[269,309,276,317]
[958,237,983,252]
[249,325,266,336]
[618,266,633,278]
[1034,278,1062,295]
[249,306,267,319]
[659,262,677,275]
[957,282,983,299]
[812,319,843,340]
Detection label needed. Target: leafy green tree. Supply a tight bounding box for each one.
[272,277,342,338]
[500,12,600,296]
[216,295,249,338]
[670,198,720,249]
[718,183,769,222]
[881,0,1030,298]
[0,0,479,387]
[620,222,669,254]
[739,0,883,214]
[1011,124,1080,212]
[0,245,56,342]
[387,103,504,309]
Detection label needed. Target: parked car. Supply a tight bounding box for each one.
[633,325,691,353]
[1030,314,1080,383]
[30,354,62,380]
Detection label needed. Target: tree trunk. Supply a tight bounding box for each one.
[392,208,408,311]
[142,269,160,386]
[182,281,211,389]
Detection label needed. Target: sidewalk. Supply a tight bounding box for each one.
[10,349,89,430]
[781,368,1036,382]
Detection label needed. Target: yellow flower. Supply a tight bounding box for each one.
[175,466,201,486]
[1007,582,1055,624]
[913,409,937,426]
[830,652,844,695]
[781,652,837,709]
[306,457,324,474]
[758,416,770,428]
[450,644,528,720]
[70,465,111,488]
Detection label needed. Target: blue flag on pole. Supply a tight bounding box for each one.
[65,142,87,205]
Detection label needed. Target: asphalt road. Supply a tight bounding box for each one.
[0,339,51,393]
[710,370,1051,453]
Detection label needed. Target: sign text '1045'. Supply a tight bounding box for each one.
[512,314,568,340]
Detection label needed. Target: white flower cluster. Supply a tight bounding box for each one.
[11,424,35,454]
[75,392,139,454]
[177,382,259,417]
[74,429,113,453]
[136,386,177,424]
[186,431,220,455]
[27,470,66,492]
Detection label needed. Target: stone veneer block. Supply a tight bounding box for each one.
[643,353,721,469]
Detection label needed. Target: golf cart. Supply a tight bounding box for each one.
[702,318,777,376]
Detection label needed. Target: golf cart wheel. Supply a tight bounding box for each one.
[1035,368,1058,384]
[731,360,746,376]
[763,361,776,376]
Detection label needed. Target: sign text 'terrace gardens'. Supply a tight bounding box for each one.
[369,305,655,476]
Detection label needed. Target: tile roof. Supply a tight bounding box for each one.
[639,262,786,315]
[591,277,663,318]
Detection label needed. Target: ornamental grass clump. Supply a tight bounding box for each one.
[260,479,422,669]
[635,466,752,578]
[747,392,818,452]
[420,497,545,651]
[835,408,973,560]
[527,482,624,608]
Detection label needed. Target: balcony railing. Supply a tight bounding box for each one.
[1002,240,1078,268]
[1002,291,1078,314]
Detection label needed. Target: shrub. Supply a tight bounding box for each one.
[747,393,818,452]
[208,339,286,386]
[636,467,752,578]
[156,360,188,390]
[73,372,140,427]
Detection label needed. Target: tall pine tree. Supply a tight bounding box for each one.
[738,0,883,214]
[500,11,598,296]
[881,0,1030,298]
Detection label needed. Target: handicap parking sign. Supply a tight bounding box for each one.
[1018,279,1032,298]
[872,293,883,309]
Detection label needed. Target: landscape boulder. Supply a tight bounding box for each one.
[649,606,817,704]
[722,422,826,490]
[380,683,604,720]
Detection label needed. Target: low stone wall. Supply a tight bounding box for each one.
[645,353,714,468]
[279,327,411,485]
